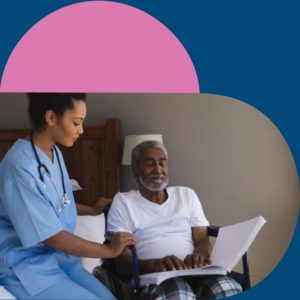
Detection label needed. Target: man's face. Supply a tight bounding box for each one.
[136,147,169,192]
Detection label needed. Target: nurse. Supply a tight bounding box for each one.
[0,93,135,299]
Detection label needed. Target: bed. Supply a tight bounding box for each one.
[0,119,122,299]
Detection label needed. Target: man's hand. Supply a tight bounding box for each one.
[184,253,211,269]
[152,255,187,272]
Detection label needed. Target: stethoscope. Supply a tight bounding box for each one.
[30,132,71,212]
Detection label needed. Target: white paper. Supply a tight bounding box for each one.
[140,266,227,286]
[139,215,266,286]
[210,215,267,271]
[70,178,83,191]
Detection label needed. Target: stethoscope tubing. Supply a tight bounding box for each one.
[30,132,70,210]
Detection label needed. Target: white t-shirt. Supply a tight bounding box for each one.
[107,186,209,261]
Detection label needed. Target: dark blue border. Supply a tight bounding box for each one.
[0,1,299,299]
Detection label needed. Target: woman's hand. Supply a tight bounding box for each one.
[76,196,112,216]
[108,232,136,258]
[91,196,112,215]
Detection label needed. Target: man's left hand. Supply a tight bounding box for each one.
[184,253,211,269]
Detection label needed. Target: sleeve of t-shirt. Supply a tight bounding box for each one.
[107,193,133,234]
[188,188,210,227]
[1,170,63,248]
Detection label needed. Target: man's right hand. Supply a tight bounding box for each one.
[108,232,136,257]
[152,255,187,272]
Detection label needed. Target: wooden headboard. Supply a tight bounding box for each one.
[0,118,121,206]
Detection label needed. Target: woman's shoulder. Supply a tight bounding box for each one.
[1,139,36,174]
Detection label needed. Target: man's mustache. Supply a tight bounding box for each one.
[149,174,166,180]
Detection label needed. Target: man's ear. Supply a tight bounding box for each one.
[45,110,57,127]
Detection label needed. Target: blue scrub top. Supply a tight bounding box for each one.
[0,139,81,296]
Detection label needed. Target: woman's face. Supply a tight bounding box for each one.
[52,100,87,147]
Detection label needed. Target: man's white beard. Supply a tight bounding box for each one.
[139,175,169,192]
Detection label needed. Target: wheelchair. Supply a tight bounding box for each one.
[94,208,251,299]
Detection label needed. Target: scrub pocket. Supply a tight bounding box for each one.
[12,254,66,296]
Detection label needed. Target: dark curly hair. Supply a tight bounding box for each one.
[27,93,86,131]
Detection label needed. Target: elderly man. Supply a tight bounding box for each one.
[107,141,242,299]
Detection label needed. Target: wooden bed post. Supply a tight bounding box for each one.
[104,118,121,198]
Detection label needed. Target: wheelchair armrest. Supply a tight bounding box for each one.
[207,225,220,237]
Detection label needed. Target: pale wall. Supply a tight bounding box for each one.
[0,93,299,286]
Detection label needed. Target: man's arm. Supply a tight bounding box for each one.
[184,226,212,268]
[192,226,212,256]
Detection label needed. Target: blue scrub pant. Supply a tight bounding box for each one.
[5,267,115,300]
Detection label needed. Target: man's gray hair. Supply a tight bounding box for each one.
[131,140,168,168]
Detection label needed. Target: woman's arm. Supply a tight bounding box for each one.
[43,230,135,259]
[76,196,112,215]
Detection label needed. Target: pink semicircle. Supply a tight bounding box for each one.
[0,1,199,92]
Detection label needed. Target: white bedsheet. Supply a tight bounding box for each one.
[0,286,16,299]
[75,213,105,273]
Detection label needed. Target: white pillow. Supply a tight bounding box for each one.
[75,214,106,273]
[0,286,16,299]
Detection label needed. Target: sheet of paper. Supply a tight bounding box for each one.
[70,178,83,191]
[139,215,267,286]
[211,215,267,271]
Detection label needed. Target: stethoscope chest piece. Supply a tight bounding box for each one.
[62,194,71,207]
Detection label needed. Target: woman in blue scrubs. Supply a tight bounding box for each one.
[0,93,135,299]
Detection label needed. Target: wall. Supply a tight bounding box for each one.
[0,93,299,286]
